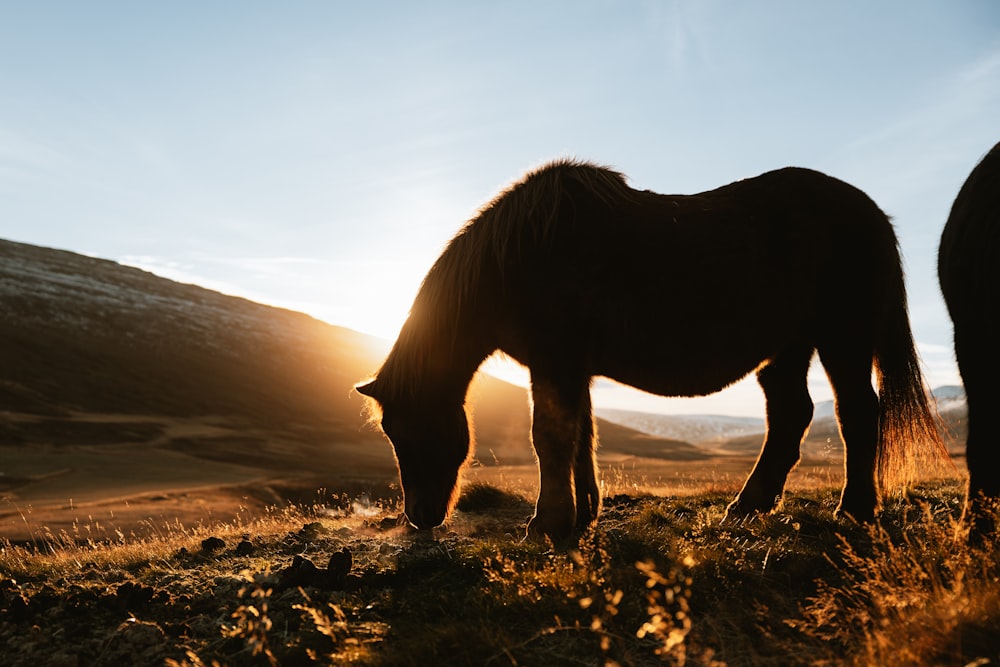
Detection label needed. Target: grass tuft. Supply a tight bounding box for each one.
[455,482,531,513]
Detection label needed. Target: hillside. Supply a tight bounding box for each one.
[0,239,701,538]
[594,408,765,445]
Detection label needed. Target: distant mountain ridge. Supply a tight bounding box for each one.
[597,386,968,457]
[594,409,765,444]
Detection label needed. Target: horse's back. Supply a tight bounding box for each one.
[573,165,896,303]
[939,142,1000,395]
[497,164,898,397]
[939,142,1000,315]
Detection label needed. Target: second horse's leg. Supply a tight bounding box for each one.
[955,324,1000,538]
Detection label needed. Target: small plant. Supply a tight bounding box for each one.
[478,528,702,665]
[223,586,278,666]
[635,557,693,659]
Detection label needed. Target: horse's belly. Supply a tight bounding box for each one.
[594,353,763,399]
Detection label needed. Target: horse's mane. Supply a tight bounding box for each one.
[436,158,632,312]
[368,159,635,403]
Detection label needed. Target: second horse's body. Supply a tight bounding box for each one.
[939,140,1000,538]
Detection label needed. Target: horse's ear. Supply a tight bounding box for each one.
[354,378,386,425]
[354,379,380,400]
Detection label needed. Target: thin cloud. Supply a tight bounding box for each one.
[0,128,76,176]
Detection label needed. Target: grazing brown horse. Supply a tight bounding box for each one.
[356,159,946,541]
[939,141,1000,538]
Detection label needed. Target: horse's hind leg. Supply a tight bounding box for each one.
[527,371,592,541]
[726,344,814,519]
[573,391,601,532]
[818,345,880,521]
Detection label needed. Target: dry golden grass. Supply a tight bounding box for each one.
[1,474,998,666]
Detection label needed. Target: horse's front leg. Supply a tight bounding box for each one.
[573,391,601,531]
[526,374,589,542]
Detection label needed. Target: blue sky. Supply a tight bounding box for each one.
[2,2,998,416]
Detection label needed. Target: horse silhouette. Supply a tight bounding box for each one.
[357,159,946,540]
[939,141,1000,538]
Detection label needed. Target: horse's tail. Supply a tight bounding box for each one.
[874,248,952,493]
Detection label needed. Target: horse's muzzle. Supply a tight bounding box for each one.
[404,501,447,530]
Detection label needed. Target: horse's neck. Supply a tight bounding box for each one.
[382,319,492,406]
[384,251,501,404]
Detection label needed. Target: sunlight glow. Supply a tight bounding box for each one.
[478,352,530,387]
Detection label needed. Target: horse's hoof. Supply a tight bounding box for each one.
[722,503,762,524]
[573,513,599,533]
[833,504,875,523]
[525,516,573,545]
[724,492,779,522]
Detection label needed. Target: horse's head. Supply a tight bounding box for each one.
[356,379,471,530]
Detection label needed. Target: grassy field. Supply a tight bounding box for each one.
[2,471,998,667]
